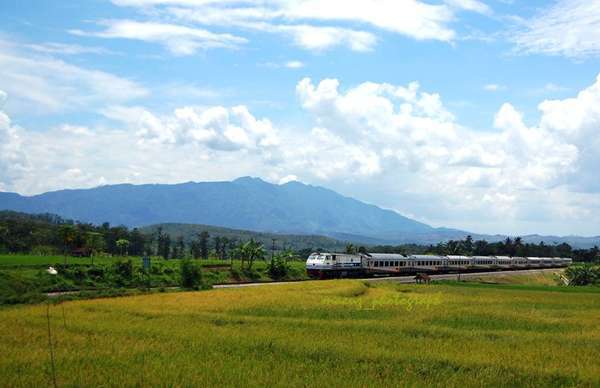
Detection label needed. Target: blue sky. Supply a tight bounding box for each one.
[1,0,600,236]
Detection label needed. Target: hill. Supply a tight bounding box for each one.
[0,177,442,241]
[140,223,347,252]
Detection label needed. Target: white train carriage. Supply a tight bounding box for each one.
[495,255,512,269]
[526,257,542,268]
[472,255,497,269]
[367,253,411,275]
[560,257,573,267]
[540,257,555,267]
[511,256,528,268]
[446,255,471,271]
[410,255,446,272]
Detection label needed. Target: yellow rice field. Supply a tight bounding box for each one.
[1,280,599,387]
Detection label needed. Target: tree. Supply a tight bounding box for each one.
[473,240,489,255]
[190,240,201,259]
[173,236,185,259]
[180,259,203,289]
[58,224,77,265]
[129,228,146,256]
[268,250,294,280]
[198,231,210,260]
[219,237,229,260]
[155,227,171,259]
[239,239,265,270]
[85,232,105,264]
[116,239,130,256]
[463,235,473,255]
[345,243,356,254]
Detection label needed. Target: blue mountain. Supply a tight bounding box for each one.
[1,177,599,247]
[0,177,443,240]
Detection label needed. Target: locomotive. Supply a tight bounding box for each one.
[305,252,572,279]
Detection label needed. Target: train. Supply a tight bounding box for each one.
[305,252,572,279]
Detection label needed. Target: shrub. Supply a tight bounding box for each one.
[565,264,600,286]
[268,256,291,280]
[113,260,134,279]
[180,259,203,289]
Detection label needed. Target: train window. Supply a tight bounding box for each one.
[374,261,379,267]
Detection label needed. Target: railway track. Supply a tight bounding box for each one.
[46,268,564,297]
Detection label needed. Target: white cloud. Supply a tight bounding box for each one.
[483,83,506,92]
[24,42,117,56]
[103,104,280,151]
[0,39,148,114]
[278,174,298,184]
[445,0,491,15]
[103,0,493,53]
[285,60,304,69]
[0,100,29,191]
[4,73,600,235]
[71,20,247,55]
[513,0,600,58]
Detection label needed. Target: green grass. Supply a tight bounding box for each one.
[0,255,309,305]
[1,280,598,387]
[0,254,121,267]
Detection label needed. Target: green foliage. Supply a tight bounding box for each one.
[141,222,347,253]
[268,250,295,280]
[565,264,600,286]
[115,239,130,256]
[238,239,265,270]
[180,259,203,289]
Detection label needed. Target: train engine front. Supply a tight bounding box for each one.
[305,252,364,279]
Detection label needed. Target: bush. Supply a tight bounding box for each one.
[113,260,133,279]
[268,256,291,280]
[565,264,600,286]
[180,259,203,289]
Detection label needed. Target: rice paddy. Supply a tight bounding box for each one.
[1,280,599,387]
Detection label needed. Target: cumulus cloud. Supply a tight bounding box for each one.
[0,97,29,191]
[513,0,600,58]
[103,104,280,151]
[4,74,600,234]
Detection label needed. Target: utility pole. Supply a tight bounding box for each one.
[271,238,277,261]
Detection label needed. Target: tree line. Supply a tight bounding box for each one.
[368,236,600,263]
[1,212,598,263]
[0,212,290,269]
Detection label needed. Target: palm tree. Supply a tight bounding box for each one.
[116,239,130,256]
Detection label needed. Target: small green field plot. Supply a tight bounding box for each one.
[1,280,599,387]
[0,254,124,267]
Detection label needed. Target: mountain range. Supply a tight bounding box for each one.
[1,177,599,248]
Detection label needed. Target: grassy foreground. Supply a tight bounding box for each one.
[1,280,599,387]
